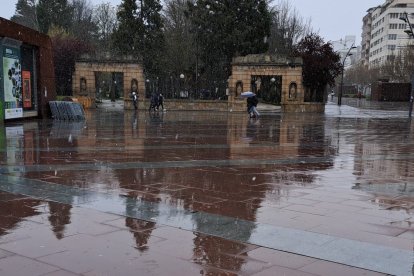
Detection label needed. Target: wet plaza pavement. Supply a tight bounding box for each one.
[0,99,413,275]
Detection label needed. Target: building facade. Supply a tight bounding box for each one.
[0,17,55,121]
[362,0,414,67]
[331,36,360,69]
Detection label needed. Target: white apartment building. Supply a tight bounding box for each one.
[332,36,361,69]
[361,0,414,67]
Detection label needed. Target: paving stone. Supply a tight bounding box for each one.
[0,107,412,275]
[0,255,59,276]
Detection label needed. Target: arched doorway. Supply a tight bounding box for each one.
[73,58,144,110]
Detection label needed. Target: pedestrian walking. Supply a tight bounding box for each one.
[149,92,159,112]
[157,93,164,111]
[247,95,259,118]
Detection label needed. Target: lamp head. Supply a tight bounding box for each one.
[399,12,408,22]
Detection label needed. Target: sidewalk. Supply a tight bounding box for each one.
[0,101,411,275]
[257,102,281,113]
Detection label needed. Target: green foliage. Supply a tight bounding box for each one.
[111,0,141,55]
[10,0,38,30]
[112,0,165,76]
[37,0,73,34]
[294,33,341,101]
[141,0,165,76]
[188,0,272,79]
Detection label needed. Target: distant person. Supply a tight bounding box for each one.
[149,92,159,112]
[131,79,138,110]
[247,95,259,118]
[157,93,164,111]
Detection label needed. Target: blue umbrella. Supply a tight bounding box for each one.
[240,91,256,98]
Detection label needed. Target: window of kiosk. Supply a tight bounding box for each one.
[21,44,37,112]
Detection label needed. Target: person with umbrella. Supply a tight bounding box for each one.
[241,91,260,118]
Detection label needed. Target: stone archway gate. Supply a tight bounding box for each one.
[228,54,324,113]
[72,54,324,112]
[72,58,144,109]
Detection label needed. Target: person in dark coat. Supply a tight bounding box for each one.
[157,93,164,111]
[149,92,159,112]
[247,95,259,118]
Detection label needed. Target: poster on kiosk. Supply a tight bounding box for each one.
[2,46,23,119]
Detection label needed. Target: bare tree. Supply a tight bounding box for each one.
[11,0,39,30]
[268,0,313,55]
[380,45,414,82]
[93,2,117,52]
[162,0,195,75]
[346,44,414,87]
[345,62,380,85]
[70,0,97,43]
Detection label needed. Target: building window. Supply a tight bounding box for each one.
[388,34,397,40]
[399,23,406,29]
[388,45,396,50]
[390,13,399,19]
[389,23,398,29]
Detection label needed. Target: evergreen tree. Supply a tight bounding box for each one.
[37,0,73,34]
[112,0,165,76]
[10,0,39,30]
[141,0,165,76]
[188,0,272,80]
[111,0,142,56]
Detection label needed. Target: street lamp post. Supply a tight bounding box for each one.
[180,74,185,98]
[338,44,357,106]
[400,12,414,118]
[146,79,150,98]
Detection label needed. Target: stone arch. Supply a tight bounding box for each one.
[73,59,144,109]
[228,54,324,113]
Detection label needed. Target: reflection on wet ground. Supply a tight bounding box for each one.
[0,100,412,275]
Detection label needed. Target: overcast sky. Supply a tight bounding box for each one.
[1,0,383,46]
